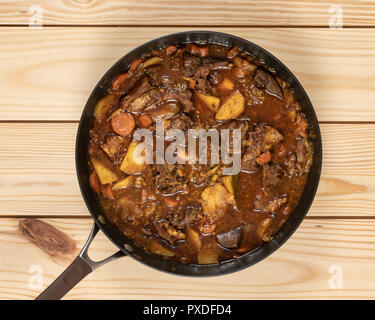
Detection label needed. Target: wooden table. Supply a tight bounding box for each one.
[0,0,374,300]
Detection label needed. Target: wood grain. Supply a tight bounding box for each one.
[0,123,374,217]
[1,217,375,299]
[0,0,374,26]
[0,27,375,121]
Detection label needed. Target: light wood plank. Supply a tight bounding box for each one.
[0,0,374,26]
[1,218,374,299]
[0,27,375,121]
[0,123,374,217]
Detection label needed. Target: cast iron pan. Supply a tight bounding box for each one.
[36,31,322,300]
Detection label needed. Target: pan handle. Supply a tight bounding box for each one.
[35,223,126,300]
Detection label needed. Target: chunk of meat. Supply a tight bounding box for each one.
[296,113,308,137]
[241,125,283,172]
[169,201,203,229]
[146,100,180,121]
[267,196,288,214]
[118,196,144,221]
[110,112,135,136]
[216,226,242,249]
[183,52,201,77]
[101,135,124,161]
[254,68,283,99]
[153,163,188,194]
[170,114,193,131]
[263,126,284,147]
[167,90,194,113]
[122,88,164,114]
[262,163,285,186]
[153,219,186,245]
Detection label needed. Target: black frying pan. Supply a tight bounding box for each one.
[36,31,322,300]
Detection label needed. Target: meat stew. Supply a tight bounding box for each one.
[88,43,313,265]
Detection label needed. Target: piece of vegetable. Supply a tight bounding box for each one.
[94,94,117,121]
[186,227,201,250]
[195,92,221,112]
[164,197,179,207]
[112,175,134,191]
[222,175,234,194]
[222,174,239,205]
[200,183,228,222]
[217,78,234,91]
[165,45,177,55]
[257,217,273,242]
[129,58,142,72]
[112,72,129,91]
[142,56,163,69]
[215,91,245,121]
[149,240,175,257]
[103,184,114,199]
[216,226,242,249]
[91,157,119,185]
[256,151,272,165]
[110,112,135,136]
[89,172,101,194]
[141,189,148,202]
[197,248,219,264]
[138,114,153,128]
[120,141,148,174]
[188,44,209,57]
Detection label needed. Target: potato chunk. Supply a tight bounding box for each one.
[186,227,201,250]
[195,92,221,112]
[94,94,117,121]
[222,174,239,205]
[142,57,163,69]
[200,183,228,222]
[215,91,245,120]
[112,175,134,190]
[197,247,219,264]
[217,78,234,91]
[149,240,175,257]
[120,141,148,174]
[91,157,119,185]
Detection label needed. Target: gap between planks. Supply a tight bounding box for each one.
[2,24,375,28]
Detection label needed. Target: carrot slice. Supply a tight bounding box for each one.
[164,197,179,207]
[198,46,209,57]
[129,58,142,72]
[111,112,135,136]
[103,184,114,199]
[112,72,129,91]
[89,172,101,194]
[165,45,177,55]
[141,189,149,202]
[256,151,272,165]
[138,114,153,128]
